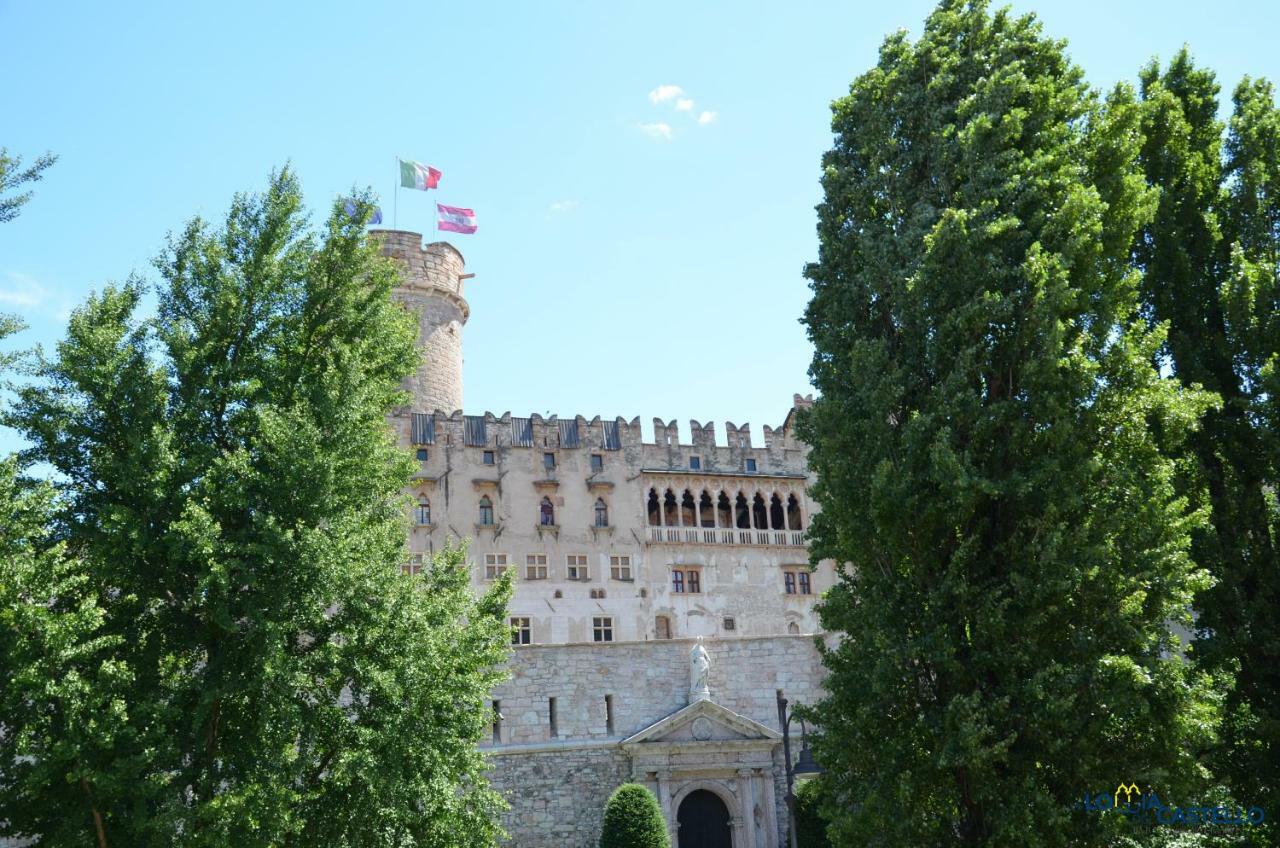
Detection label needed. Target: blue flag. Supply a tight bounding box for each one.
[343,198,383,225]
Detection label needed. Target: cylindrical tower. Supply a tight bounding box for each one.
[370,230,469,413]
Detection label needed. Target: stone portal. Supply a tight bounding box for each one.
[678,789,733,848]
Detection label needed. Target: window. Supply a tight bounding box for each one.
[416,448,429,461]
[479,495,494,526]
[655,614,672,640]
[543,452,555,470]
[593,616,614,642]
[526,553,548,580]
[610,555,632,581]
[484,553,509,579]
[548,697,558,738]
[672,568,700,593]
[540,497,555,526]
[594,498,609,527]
[605,694,615,734]
[567,554,588,581]
[492,700,502,744]
[784,567,812,595]
[401,553,424,576]
[745,458,758,472]
[590,453,604,472]
[510,617,531,645]
[590,588,607,599]
[414,495,431,526]
[483,450,495,465]
[788,621,800,635]
[723,616,736,632]
[689,456,701,470]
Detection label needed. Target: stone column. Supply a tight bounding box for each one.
[738,768,757,848]
[761,763,781,848]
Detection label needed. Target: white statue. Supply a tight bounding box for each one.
[689,638,711,702]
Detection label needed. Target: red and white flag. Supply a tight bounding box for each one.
[437,203,477,234]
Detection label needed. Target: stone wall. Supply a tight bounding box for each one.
[487,746,630,848]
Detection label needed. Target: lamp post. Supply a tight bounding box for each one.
[777,690,822,848]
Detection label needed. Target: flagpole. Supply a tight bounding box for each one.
[393,157,399,229]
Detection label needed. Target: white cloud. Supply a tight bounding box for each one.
[675,98,695,112]
[549,200,579,213]
[0,271,47,308]
[648,84,684,104]
[638,122,674,141]
[696,110,718,125]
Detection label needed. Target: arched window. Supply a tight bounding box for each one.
[479,495,494,526]
[647,488,661,526]
[752,493,768,529]
[787,494,803,530]
[787,621,800,635]
[735,492,750,529]
[415,495,431,526]
[663,489,678,527]
[699,491,715,527]
[594,498,609,527]
[680,490,696,527]
[540,497,555,526]
[717,491,732,528]
[770,493,784,530]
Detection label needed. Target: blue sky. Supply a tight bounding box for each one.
[2,0,1277,454]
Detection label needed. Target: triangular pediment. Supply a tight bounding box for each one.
[621,698,781,747]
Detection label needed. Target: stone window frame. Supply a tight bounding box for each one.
[566,553,589,581]
[510,616,531,645]
[745,458,758,472]
[590,453,604,472]
[415,448,429,462]
[592,616,614,642]
[413,495,432,526]
[483,552,509,580]
[782,566,812,595]
[543,452,556,470]
[689,455,701,470]
[478,495,495,526]
[671,566,702,594]
[594,497,609,528]
[609,555,632,582]
[482,449,495,465]
[525,553,548,580]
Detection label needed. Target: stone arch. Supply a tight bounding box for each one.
[671,780,741,848]
[681,489,697,527]
[698,490,715,527]
[478,495,494,525]
[647,488,661,526]
[769,493,784,530]
[717,491,733,528]
[663,489,678,526]
[594,497,609,527]
[752,493,768,529]
[734,492,750,529]
[786,493,803,530]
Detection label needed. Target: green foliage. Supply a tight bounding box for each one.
[0,148,57,222]
[1,170,513,846]
[794,779,832,848]
[801,1,1219,844]
[1136,52,1280,832]
[599,783,670,848]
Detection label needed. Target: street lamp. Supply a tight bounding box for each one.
[777,691,823,848]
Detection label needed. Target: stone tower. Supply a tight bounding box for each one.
[371,230,469,413]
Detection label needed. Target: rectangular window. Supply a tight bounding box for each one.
[609,555,632,581]
[590,453,604,472]
[593,616,614,642]
[492,700,502,744]
[723,616,736,631]
[416,448,429,461]
[482,450,495,465]
[655,615,672,640]
[689,456,701,470]
[525,553,548,580]
[484,553,509,580]
[401,553,425,576]
[672,568,701,593]
[549,697,558,738]
[567,554,588,581]
[745,458,758,472]
[544,452,556,470]
[510,616,531,645]
[605,694,615,735]
[783,568,811,595]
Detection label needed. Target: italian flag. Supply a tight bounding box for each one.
[399,159,441,191]
[437,203,478,235]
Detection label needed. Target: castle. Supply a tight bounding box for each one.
[375,231,835,848]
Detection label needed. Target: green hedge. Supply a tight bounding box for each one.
[599,783,670,848]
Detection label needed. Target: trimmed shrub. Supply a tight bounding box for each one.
[599,783,670,848]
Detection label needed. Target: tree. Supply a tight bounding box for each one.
[0,148,57,222]
[2,170,513,846]
[1135,51,1280,827]
[599,784,669,848]
[800,2,1217,845]
[794,779,832,848]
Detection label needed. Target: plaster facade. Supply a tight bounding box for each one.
[372,230,834,848]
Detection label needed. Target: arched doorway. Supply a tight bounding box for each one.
[677,789,732,848]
